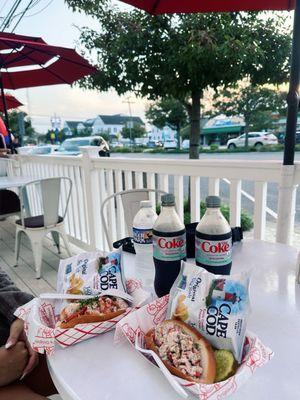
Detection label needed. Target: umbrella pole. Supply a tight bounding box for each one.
[0,74,11,146]
[283,0,300,165]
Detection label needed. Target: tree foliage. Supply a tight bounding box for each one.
[121,124,146,140]
[3,110,36,139]
[214,85,287,138]
[66,0,291,157]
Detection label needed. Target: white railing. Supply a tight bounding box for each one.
[12,149,300,252]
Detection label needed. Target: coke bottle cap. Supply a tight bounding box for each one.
[161,193,175,206]
[206,195,221,208]
[140,200,152,208]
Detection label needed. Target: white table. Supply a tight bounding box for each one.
[47,240,300,400]
[0,176,34,189]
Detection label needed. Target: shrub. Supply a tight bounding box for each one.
[258,144,284,152]
[156,199,253,232]
[210,143,219,151]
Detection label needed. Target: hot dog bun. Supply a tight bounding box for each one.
[58,296,128,329]
[59,309,126,329]
[145,319,216,384]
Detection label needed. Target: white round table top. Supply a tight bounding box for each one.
[0,176,34,189]
[47,239,300,400]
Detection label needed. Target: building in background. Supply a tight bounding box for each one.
[273,114,300,133]
[63,120,87,136]
[201,115,245,145]
[148,125,177,142]
[63,114,145,138]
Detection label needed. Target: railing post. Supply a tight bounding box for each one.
[276,165,298,245]
[80,148,97,250]
[229,179,242,227]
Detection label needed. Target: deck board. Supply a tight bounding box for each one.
[0,219,76,296]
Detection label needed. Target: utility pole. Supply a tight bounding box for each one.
[123,96,135,150]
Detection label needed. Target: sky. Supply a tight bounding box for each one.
[0,0,148,133]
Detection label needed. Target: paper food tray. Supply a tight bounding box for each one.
[115,295,274,400]
[15,279,149,355]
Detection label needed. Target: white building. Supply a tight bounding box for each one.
[64,114,145,138]
[148,125,177,142]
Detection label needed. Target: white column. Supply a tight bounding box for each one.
[190,176,200,222]
[81,148,97,250]
[254,181,267,240]
[229,179,242,227]
[276,165,298,245]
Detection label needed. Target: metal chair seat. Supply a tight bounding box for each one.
[16,215,63,228]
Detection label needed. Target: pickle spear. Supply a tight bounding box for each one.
[214,349,237,382]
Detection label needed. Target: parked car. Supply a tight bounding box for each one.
[278,132,300,144]
[134,138,148,147]
[16,145,36,155]
[110,141,124,148]
[147,140,163,148]
[181,139,190,149]
[29,145,60,155]
[164,139,178,150]
[56,136,110,156]
[227,132,278,149]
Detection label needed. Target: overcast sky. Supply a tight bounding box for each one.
[1,0,147,133]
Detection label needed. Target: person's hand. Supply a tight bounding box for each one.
[5,319,39,379]
[0,341,28,386]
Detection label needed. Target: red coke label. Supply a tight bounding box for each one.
[153,230,186,261]
[195,231,232,268]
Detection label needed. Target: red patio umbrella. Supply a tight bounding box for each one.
[0,93,23,112]
[121,0,295,13]
[118,0,299,166]
[0,32,97,144]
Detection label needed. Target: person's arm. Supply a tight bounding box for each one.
[0,269,33,325]
[0,269,38,379]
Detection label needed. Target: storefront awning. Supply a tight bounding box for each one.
[202,125,243,135]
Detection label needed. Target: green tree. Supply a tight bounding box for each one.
[2,110,36,140]
[77,127,93,137]
[146,98,188,149]
[66,0,291,158]
[214,85,287,145]
[121,124,146,140]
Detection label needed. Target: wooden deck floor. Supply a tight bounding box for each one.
[0,218,76,296]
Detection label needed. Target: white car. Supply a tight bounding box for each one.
[227,132,278,149]
[181,139,190,149]
[17,145,59,155]
[164,139,178,150]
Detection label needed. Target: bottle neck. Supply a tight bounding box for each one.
[205,207,221,216]
[161,204,177,215]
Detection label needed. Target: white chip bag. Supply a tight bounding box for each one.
[57,249,127,296]
[167,261,250,363]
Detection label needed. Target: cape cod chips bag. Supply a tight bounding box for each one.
[57,249,127,296]
[167,261,250,363]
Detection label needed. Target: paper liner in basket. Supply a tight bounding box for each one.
[115,295,274,400]
[14,279,149,356]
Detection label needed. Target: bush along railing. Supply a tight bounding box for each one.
[14,148,300,251]
[156,200,253,231]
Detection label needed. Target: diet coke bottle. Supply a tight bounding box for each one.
[195,196,232,274]
[153,194,186,297]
